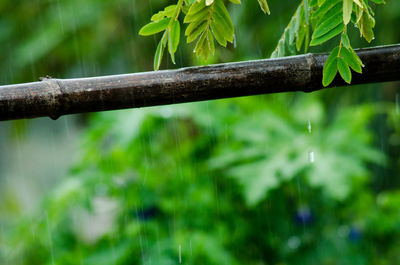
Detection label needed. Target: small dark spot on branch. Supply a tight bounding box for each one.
[39,75,53,81]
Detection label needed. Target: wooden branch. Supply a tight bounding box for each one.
[1,44,400,121]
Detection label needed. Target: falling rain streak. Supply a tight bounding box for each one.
[45,212,55,265]
[179,244,182,264]
[307,120,314,163]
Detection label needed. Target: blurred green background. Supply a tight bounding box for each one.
[0,0,400,264]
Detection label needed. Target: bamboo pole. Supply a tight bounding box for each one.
[0,44,399,121]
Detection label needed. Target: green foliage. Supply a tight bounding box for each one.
[271,1,311,57]
[140,0,265,69]
[3,95,400,265]
[139,0,184,70]
[322,41,364,86]
[140,0,385,85]
[269,0,384,86]
[1,1,400,265]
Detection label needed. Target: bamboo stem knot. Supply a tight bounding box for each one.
[41,78,64,120]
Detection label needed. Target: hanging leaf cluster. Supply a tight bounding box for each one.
[184,0,235,60]
[270,1,311,58]
[139,1,183,70]
[310,0,383,86]
[140,0,385,86]
[139,0,267,70]
[270,0,384,86]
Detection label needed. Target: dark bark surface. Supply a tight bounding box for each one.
[1,44,399,121]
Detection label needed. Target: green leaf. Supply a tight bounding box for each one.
[229,0,241,3]
[139,18,170,36]
[182,5,190,14]
[341,47,362,73]
[185,14,207,36]
[170,20,180,52]
[353,0,364,8]
[289,14,298,45]
[337,57,352,83]
[186,0,206,17]
[343,0,353,25]
[194,32,208,59]
[294,6,302,35]
[359,12,375,42]
[314,2,341,27]
[322,47,339,86]
[296,25,307,51]
[154,33,167,70]
[151,5,177,22]
[350,47,364,66]
[184,4,208,23]
[312,11,343,39]
[312,0,341,19]
[341,32,350,48]
[186,20,208,43]
[310,23,344,46]
[207,30,215,55]
[168,32,175,64]
[210,20,228,46]
[285,29,296,54]
[167,20,180,64]
[304,25,310,52]
[214,0,234,35]
[184,0,233,61]
[304,0,310,25]
[271,1,310,57]
[257,0,271,14]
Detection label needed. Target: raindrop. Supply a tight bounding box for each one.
[307,120,312,133]
[396,93,399,115]
[233,34,237,48]
[308,150,315,163]
[179,244,182,264]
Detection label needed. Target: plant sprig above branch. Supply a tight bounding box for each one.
[310,0,384,86]
[140,0,385,86]
[139,0,268,70]
[139,0,184,70]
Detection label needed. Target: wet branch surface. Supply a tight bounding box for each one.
[0,44,399,121]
